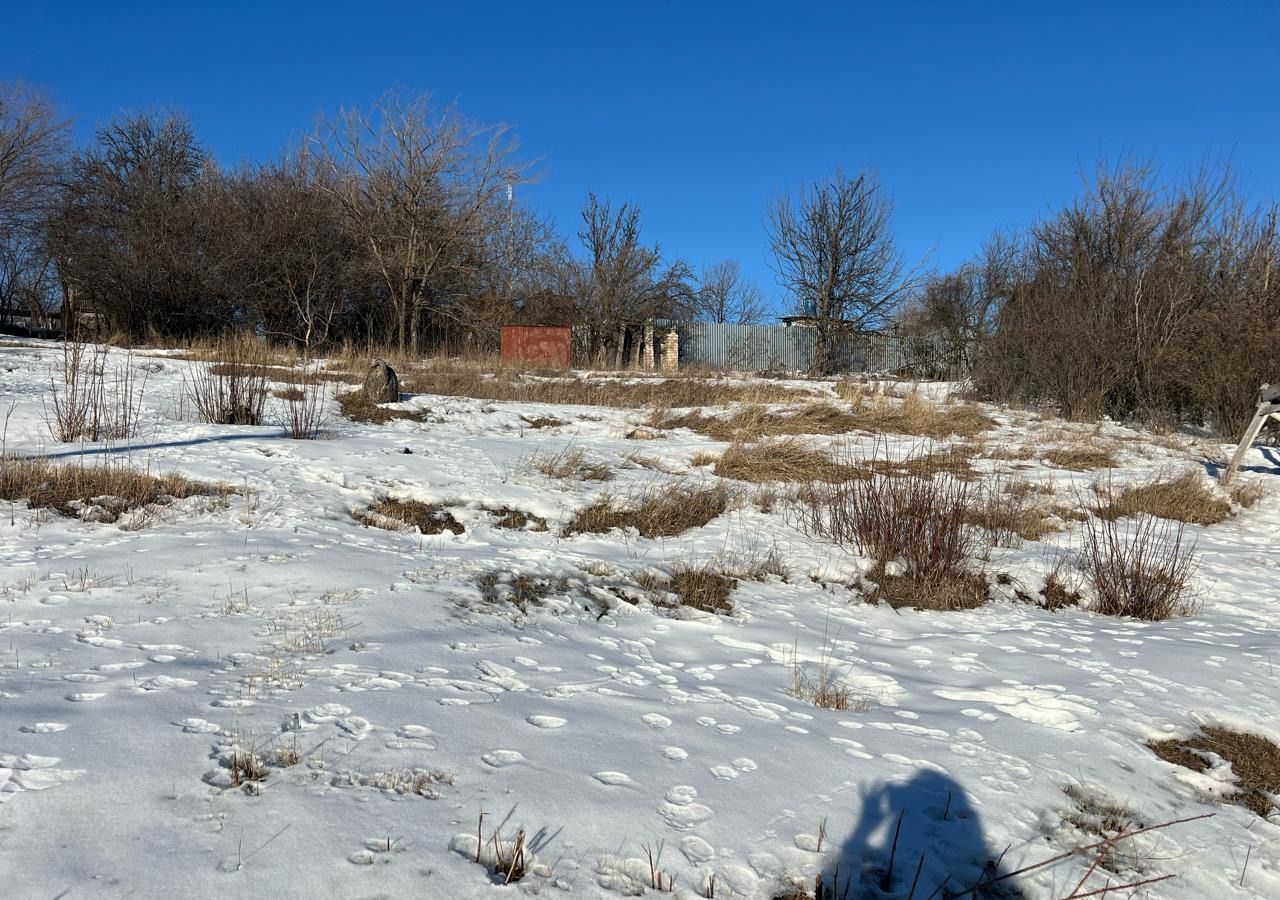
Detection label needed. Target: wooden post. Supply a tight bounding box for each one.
[1221,383,1280,485]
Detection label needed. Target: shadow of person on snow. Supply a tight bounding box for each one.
[807,770,1025,900]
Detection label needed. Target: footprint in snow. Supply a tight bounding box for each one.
[662,746,688,760]
[592,771,632,786]
[526,715,567,729]
[136,676,198,692]
[481,749,525,767]
[179,718,221,734]
[19,723,68,734]
[641,713,671,729]
[65,693,105,703]
[680,836,715,864]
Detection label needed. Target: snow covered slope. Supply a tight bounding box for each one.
[1,339,1278,899]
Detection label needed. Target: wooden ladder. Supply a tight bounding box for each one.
[1221,383,1280,484]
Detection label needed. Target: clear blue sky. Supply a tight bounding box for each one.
[4,1,1277,315]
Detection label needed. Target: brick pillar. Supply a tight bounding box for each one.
[662,330,679,372]
[642,321,656,370]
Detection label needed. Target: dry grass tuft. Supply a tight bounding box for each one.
[658,394,992,443]
[0,456,223,524]
[476,571,567,613]
[335,388,429,425]
[713,438,860,484]
[1149,727,1280,817]
[668,563,737,613]
[868,570,990,611]
[1229,480,1267,509]
[1094,471,1231,525]
[520,415,564,429]
[184,336,273,426]
[564,481,737,538]
[355,498,464,535]
[528,446,613,481]
[488,507,548,532]
[402,364,810,409]
[1045,446,1117,471]
[688,450,719,467]
[965,480,1061,545]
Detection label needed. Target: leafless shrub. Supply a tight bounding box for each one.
[279,369,328,439]
[45,340,148,442]
[801,443,985,599]
[184,336,270,425]
[1079,513,1199,620]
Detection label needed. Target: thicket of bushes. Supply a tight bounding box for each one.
[915,164,1280,437]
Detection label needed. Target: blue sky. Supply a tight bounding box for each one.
[4,1,1277,315]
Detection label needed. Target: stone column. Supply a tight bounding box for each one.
[662,330,679,372]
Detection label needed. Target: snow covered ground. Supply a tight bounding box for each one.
[1,338,1278,899]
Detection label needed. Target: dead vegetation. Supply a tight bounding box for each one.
[1093,471,1232,525]
[402,364,811,409]
[801,444,990,610]
[354,498,464,535]
[964,480,1061,545]
[564,481,737,538]
[527,446,613,481]
[713,438,857,484]
[1149,727,1280,817]
[476,571,568,613]
[487,506,548,531]
[656,394,993,443]
[335,388,429,424]
[668,563,737,613]
[0,456,223,523]
[1079,512,1199,620]
[45,339,148,442]
[1044,446,1117,471]
[183,336,273,426]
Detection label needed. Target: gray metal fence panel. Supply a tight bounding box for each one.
[676,322,930,374]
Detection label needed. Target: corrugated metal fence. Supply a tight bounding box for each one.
[675,322,934,374]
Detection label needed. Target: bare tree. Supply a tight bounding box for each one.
[0,82,68,325]
[48,110,217,338]
[695,259,768,324]
[222,149,356,354]
[767,168,925,374]
[565,193,694,366]
[313,91,526,354]
[915,230,1020,376]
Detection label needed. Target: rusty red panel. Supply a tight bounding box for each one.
[500,325,571,368]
